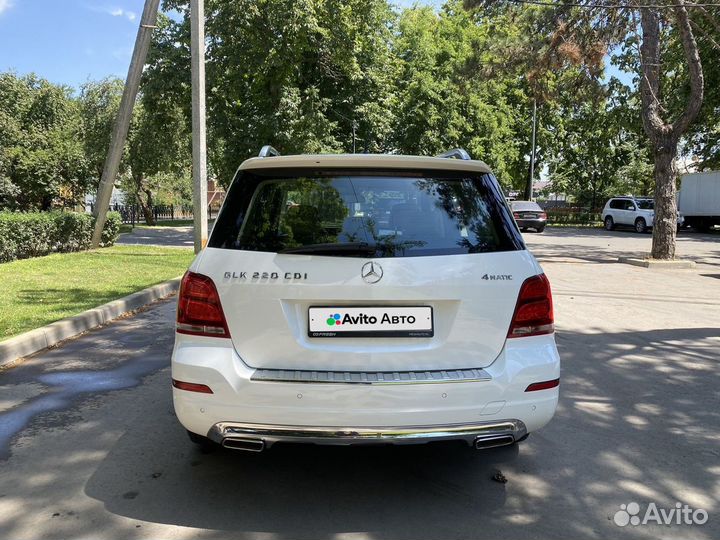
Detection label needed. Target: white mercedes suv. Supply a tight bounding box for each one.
[171,147,560,452]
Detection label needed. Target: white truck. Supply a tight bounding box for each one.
[678,171,720,232]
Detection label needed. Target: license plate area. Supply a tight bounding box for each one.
[308,306,434,338]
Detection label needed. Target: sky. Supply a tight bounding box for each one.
[0,0,629,90]
[0,0,148,89]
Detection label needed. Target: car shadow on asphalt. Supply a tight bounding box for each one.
[76,326,720,540]
[83,420,518,538]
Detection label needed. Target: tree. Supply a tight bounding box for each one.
[158,0,399,185]
[123,97,191,225]
[392,2,533,188]
[547,75,654,206]
[668,6,720,171]
[0,73,88,210]
[464,0,710,259]
[548,98,619,208]
[639,5,703,258]
[79,78,126,184]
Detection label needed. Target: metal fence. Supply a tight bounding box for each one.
[91,204,218,225]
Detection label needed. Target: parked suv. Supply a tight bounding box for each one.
[602,196,656,233]
[172,147,560,452]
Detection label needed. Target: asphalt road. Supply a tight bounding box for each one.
[117,226,195,248]
[1,227,719,540]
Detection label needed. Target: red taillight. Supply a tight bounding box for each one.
[172,379,214,394]
[539,212,547,219]
[507,274,554,338]
[176,271,230,338]
[525,378,559,392]
[513,212,520,219]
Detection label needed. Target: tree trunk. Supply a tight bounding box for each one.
[650,138,678,259]
[140,188,155,226]
[639,3,703,260]
[133,176,155,226]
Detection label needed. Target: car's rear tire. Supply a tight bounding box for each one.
[536,226,545,233]
[604,216,615,231]
[635,218,647,233]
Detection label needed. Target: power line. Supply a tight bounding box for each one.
[505,0,720,9]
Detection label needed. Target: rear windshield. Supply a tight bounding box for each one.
[209,169,523,257]
[511,201,542,211]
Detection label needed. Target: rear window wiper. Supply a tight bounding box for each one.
[278,242,378,255]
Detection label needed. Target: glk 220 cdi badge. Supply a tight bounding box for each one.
[171,147,560,452]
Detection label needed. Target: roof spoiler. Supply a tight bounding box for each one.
[258,145,471,160]
[258,145,280,158]
[436,148,471,160]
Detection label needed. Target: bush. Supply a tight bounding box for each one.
[546,209,602,225]
[100,211,122,247]
[0,211,122,263]
[54,212,94,252]
[0,212,57,260]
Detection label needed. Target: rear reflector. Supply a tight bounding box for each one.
[507,274,554,338]
[172,379,214,394]
[176,271,231,338]
[525,378,560,392]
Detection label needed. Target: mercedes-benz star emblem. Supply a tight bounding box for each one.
[361,261,383,284]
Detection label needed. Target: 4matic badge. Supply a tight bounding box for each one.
[482,274,513,281]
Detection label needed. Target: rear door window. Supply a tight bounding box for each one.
[210,170,523,257]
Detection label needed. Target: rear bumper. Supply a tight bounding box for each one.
[208,419,527,449]
[172,333,560,444]
[516,218,546,229]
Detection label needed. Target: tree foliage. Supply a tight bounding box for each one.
[2,0,719,239]
[466,0,717,258]
[0,73,88,210]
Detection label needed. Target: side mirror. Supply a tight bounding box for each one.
[628,205,635,211]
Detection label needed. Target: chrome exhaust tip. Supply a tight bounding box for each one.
[222,437,265,452]
[474,435,515,450]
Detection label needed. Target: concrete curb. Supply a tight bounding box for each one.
[0,278,181,369]
[618,257,697,269]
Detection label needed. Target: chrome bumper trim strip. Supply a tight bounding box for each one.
[207,419,527,448]
[250,367,492,385]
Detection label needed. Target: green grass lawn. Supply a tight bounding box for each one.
[0,245,194,341]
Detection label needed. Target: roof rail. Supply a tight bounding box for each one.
[258,145,280,158]
[436,148,471,160]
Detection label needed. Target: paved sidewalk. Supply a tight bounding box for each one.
[523,226,720,268]
[117,226,194,248]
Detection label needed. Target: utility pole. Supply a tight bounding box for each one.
[526,98,537,201]
[352,120,357,154]
[191,0,208,253]
[91,0,161,247]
